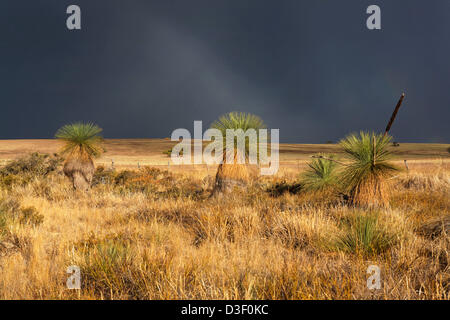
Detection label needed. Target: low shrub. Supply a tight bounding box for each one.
[0,199,44,229]
[92,165,116,186]
[267,181,302,197]
[0,153,63,188]
[93,166,207,199]
[0,152,62,177]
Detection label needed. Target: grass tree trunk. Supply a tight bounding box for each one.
[349,175,390,208]
[63,157,95,191]
[212,151,255,195]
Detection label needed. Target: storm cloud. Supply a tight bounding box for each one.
[1,0,449,142]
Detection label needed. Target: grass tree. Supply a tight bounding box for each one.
[55,122,104,191]
[339,131,399,207]
[210,112,266,194]
[301,154,339,192]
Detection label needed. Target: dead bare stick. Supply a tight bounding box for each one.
[384,93,405,136]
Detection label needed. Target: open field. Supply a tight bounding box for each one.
[0,139,448,299]
[0,139,448,173]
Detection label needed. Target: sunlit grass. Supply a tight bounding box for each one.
[0,153,448,300]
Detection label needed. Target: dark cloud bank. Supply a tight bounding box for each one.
[0,0,449,142]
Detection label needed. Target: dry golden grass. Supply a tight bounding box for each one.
[0,141,448,300]
[0,139,448,170]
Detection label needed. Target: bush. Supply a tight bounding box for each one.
[92,165,116,186]
[92,166,193,198]
[0,153,62,177]
[0,153,63,188]
[114,167,170,194]
[114,170,138,185]
[0,199,43,242]
[267,181,302,197]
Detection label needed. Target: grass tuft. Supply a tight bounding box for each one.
[301,154,339,192]
[334,211,397,257]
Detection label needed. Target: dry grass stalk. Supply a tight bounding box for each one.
[0,151,448,300]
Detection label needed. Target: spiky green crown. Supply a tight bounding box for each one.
[211,112,266,133]
[301,154,339,191]
[55,122,104,158]
[210,112,266,157]
[339,131,399,190]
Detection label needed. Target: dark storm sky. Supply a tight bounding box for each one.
[1,1,449,142]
